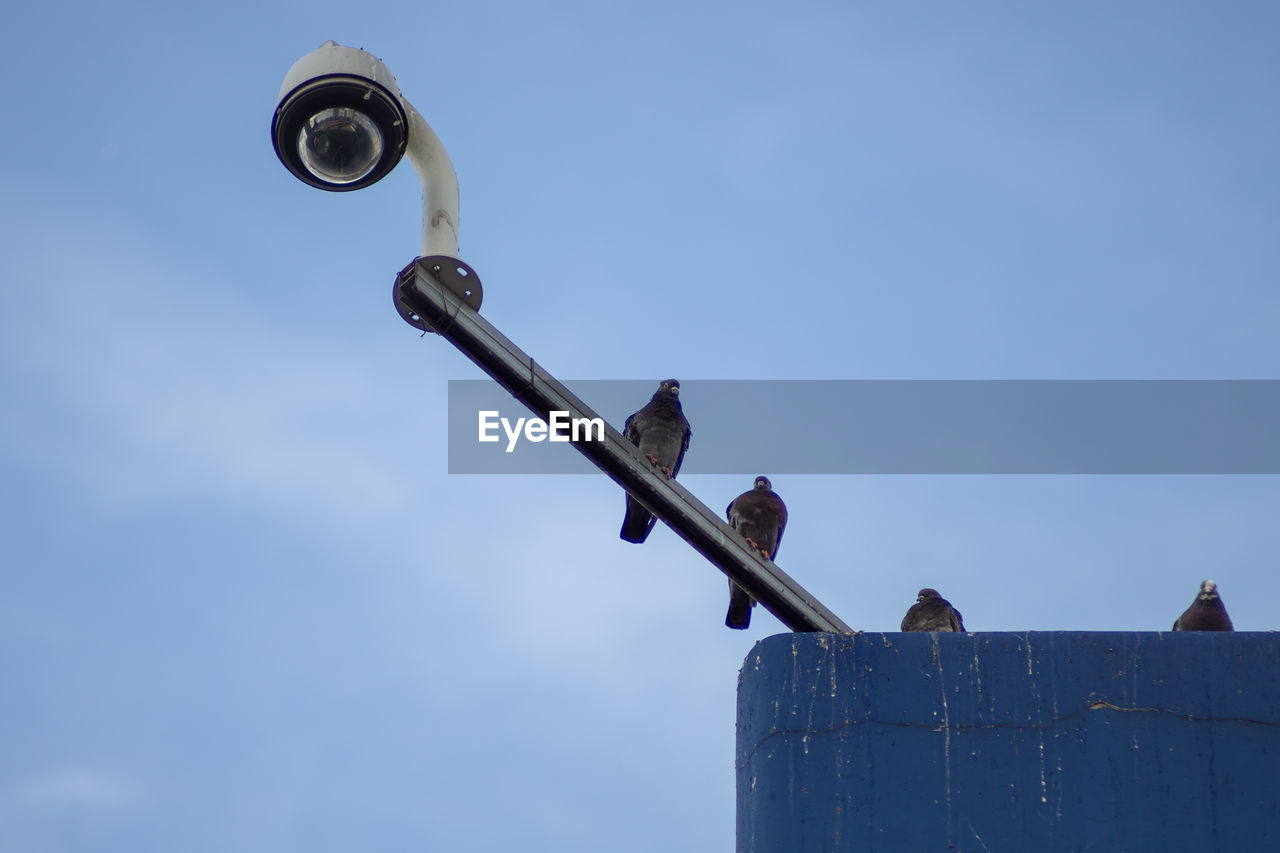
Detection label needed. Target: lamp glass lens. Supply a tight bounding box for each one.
[296,107,384,185]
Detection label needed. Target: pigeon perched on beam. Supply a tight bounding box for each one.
[1172,579,1234,631]
[619,379,691,543]
[725,476,787,630]
[901,588,965,632]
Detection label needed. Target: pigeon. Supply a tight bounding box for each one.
[724,475,787,630]
[619,379,691,543]
[901,588,965,632]
[1172,579,1234,631]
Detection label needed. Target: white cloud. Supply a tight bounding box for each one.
[20,768,142,814]
[1,205,432,531]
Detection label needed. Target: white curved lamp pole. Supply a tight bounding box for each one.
[403,102,461,258]
[272,43,850,634]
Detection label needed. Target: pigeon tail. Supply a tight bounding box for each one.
[620,496,657,543]
[726,581,754,630]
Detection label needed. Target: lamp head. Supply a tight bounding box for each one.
[272,41,408,191]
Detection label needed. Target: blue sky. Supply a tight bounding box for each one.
[3,2,1279,850]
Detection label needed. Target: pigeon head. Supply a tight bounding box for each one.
[753,476,772,491]
[917,588,942,603]
[1198,579,1219,600]
[659,379,680,396]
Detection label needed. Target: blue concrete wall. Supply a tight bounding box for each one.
[737,632,1280,852]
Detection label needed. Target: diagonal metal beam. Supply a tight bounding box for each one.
[396,257,853,634]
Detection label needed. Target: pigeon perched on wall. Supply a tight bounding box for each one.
[619,379,691,543]
[724,476,787,630]
[901,588,965,632]
[1172,579,1234,631]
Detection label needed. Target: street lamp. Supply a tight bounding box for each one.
[271,40,481,331]
[270,43,851,634]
